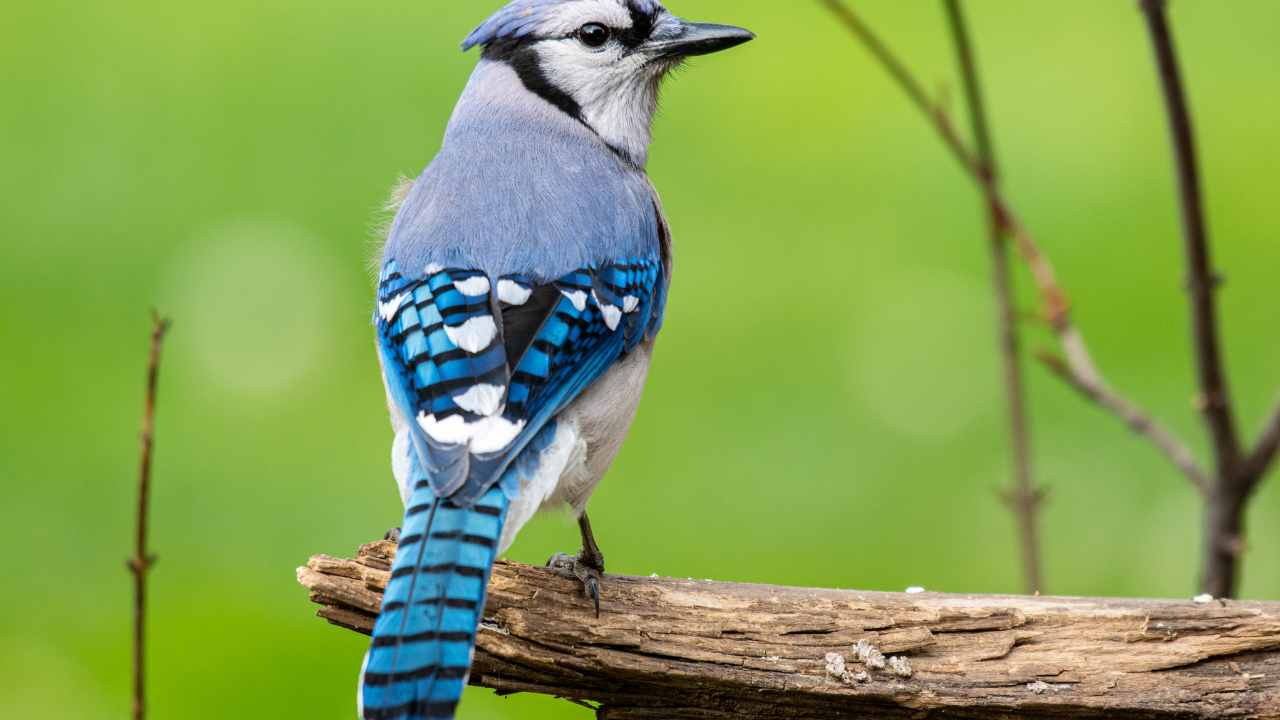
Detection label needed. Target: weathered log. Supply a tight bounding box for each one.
[297,540,1280,719]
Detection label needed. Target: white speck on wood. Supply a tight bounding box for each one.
[855,639,887,671]
[824,652,847,680]
[889,656,913,678]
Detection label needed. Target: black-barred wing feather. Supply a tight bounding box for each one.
[376,258,663,504]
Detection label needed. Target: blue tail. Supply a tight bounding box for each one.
[360,482,509,720]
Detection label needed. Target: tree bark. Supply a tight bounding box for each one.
[298,540,1280,719]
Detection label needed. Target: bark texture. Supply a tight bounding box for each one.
[298,540,1280,719]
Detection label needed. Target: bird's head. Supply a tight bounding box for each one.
[462,0,754,165]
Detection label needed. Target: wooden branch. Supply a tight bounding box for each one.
[942,0,1043,595]
[820,0,1212,495]
[299,540,1280,719]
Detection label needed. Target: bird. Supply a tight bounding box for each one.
[361,2,753,718]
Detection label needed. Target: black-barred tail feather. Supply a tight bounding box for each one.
[359,481,509,720]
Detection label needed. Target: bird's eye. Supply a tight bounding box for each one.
[577,23,610,48]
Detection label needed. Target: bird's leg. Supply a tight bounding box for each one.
[547,512,606,617]
[576,512,606,572]
[384,527,402,543]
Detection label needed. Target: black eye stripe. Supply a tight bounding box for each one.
[618,7,656,49]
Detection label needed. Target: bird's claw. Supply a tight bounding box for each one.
[384,527,402,543]
[547,551,604,617]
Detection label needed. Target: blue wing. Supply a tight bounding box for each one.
[375,256,664,506]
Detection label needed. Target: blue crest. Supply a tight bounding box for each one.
[461,0,665,51]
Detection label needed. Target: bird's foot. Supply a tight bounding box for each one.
[547,550,605,617]
[384,527,402,543]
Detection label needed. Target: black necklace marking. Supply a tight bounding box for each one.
[484,39,583,123]
[482,22,654,169]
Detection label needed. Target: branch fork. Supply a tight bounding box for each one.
[821,0,1280,597]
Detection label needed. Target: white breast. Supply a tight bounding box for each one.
[500,341,655,553]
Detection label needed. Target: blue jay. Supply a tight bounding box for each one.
[362,2,752,718]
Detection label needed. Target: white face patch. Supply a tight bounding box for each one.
[538,37,663,165]
[530,0,634,37]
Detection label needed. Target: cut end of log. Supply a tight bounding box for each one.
[298,540,1280,719]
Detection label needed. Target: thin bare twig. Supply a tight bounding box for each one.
[1137,0,1248,598]
[819,1,1065,332]
[820,0,962,164]
[819,0,1210,493]
[942,0,1042,594]
[1039,353,1210,492]
[129,311,170,720]
[942,2,994,169]
[1137,0,1240,474]
[1241,401,1280,483]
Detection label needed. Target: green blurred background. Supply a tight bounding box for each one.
[4,0,1278,717]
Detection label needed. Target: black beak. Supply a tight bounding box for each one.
[650,21,755,59]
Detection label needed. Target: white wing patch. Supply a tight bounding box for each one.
[378,292,410,323]
[452,383,505,416]
[470,416,526,454]
[561,288,589,312]
[622,295,640,313]
[454,276,491,297]
[498,279,533,306]
[417,412,526,455]
[600,305,622,331]
[444,315,497,353]
[418,413,471,445]
[593,291,622,331]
